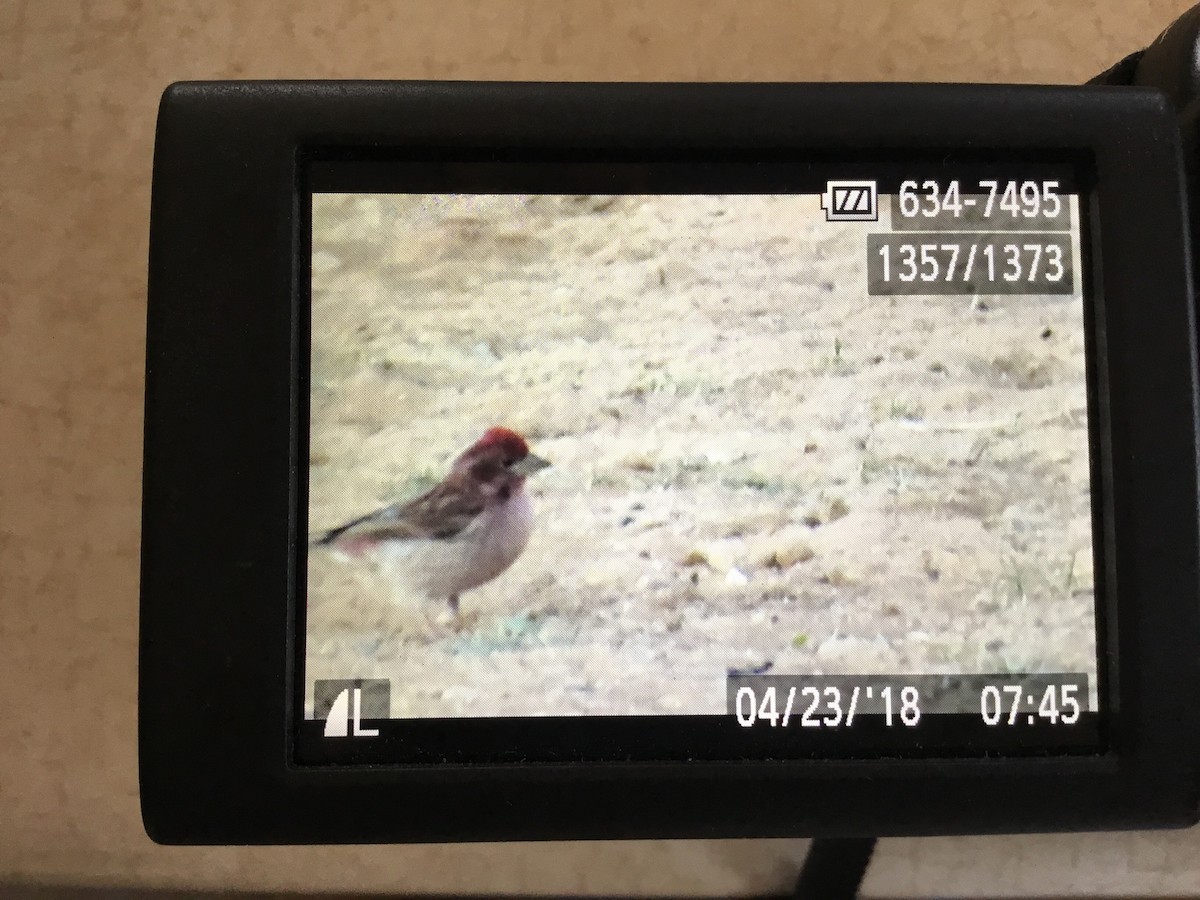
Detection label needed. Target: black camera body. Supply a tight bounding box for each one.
[141,81,1200,844]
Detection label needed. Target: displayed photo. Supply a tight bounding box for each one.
[304,190,1097,719]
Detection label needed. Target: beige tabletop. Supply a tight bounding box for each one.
[2,1,1199,896]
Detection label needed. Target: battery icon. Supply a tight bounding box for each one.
[821,180,879,222]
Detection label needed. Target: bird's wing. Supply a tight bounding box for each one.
[313,478,485,548]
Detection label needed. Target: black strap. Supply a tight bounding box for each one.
[793,837,877,899]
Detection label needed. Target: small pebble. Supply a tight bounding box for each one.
[727,660,774,677]
[768,541,815,568]
[827,498,850,521]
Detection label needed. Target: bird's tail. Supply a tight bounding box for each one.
[309,512,375,547]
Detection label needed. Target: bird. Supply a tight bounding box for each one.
[312,427,550,619]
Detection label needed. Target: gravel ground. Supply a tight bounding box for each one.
[304,192,1098,718]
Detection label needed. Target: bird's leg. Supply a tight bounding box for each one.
[446,594,468,632]
[446,594,481,633]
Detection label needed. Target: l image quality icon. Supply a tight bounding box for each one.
[315,679,390,737]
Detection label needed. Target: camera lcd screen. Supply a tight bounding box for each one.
[298,158,1103,765]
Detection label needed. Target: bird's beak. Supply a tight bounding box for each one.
[512,453,551,476]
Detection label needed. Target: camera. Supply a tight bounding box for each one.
[140,80,1200,844]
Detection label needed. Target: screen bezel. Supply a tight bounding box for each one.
[141,81,1200,843]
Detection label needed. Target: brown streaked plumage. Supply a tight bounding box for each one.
[313,427,550,615]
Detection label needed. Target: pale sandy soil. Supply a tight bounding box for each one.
[304,192,1098,718]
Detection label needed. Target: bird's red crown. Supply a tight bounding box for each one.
[472,426,530,460]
